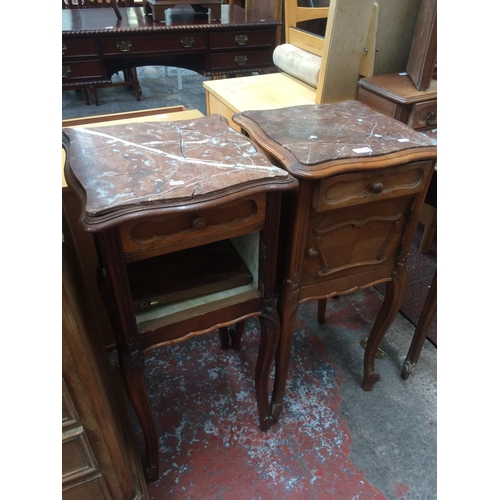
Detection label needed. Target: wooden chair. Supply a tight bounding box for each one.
[240,0,379,104]
[62,0,142,105]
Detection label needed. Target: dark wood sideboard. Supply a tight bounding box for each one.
[63,226,149,499]
[62,5,280,90]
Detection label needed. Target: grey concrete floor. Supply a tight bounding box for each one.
[62,67,438,499]
[62,66,209,120]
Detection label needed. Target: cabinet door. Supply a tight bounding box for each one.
[301,196,413,285]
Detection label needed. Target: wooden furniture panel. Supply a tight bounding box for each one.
[312,162,428,211]
[100,33,207,55]
[407,99,437,129]
[210,30,274,49]
[210,49,273,71]
[63,114,298,482]
[62,475,113,500]
[62,61,105,82]
[63,217,150,499]
[232,101,437,423]
[406,0,437,91]
[119,193,266,262]
[62,379,79,429]
[62,427,98,483]
[301,196,412,285]
[63,38,99,57]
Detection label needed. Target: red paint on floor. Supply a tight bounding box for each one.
[392,479,410,497]
[143,318,387,499]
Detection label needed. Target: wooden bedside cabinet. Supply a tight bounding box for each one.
[233,101,437,422]
[357,73,437,131]
[63,114,298,481]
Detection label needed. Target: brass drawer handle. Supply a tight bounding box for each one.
[192,217,207,230]
[181,36,195,48]
[116,40,132,52]
[235,55,247,66]
[426,111,437,126]
[307,248,319,259]
[62,43,67,55]
[369,182,384,194]
[62,65,71,78]
[235,34,248,46]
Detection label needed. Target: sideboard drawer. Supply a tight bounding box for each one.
[62,60,104,81]
[312,162,430,212]
[210,30,273,49]
[62,38,99,58]
[119,193,267,262]
[101,33,206,55]
[210,50,271,71]
[62,427,98,484]
[407,99,437,129]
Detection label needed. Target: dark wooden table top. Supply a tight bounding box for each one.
[62,5,280,33]
[233,101,438,179]
[62,115,297,230]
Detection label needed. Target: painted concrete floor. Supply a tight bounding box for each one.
[63,67,437,499]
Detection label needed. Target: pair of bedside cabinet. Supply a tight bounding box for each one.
[63,101,436,480]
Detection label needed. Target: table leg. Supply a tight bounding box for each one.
[401,270,437,379]
[256,299,280,431]
[95,230,159,481]
[362,263,407,391]
[271,279,300,423]
[119,343,159,481]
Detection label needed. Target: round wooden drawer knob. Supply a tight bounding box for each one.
[370,182,384,194]
[192,217,207,230]
[307,248,319,259]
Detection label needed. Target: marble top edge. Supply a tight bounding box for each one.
[63,115,291,216]
[235,101,437,166]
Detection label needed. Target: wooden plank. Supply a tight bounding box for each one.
[316,0,374,103]
[359,2,379,78]
[406,0,437,90]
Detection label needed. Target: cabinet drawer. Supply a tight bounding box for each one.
[62,378,78,429]
[312,162,431,212]
[62,61,104,81]
[210,30,273,50]
[407,99,437,129]
[101,33,206,55]
[210,49,271,71]
[62,38,99,58]
[120,193,267,262]
[62,474,112,500]
[62,427,98,484]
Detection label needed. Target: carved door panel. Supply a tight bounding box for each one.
[301,196,414,285]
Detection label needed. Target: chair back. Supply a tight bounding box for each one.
[285,0,330,56]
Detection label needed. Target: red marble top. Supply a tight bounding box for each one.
[233,101,437,178]
[63,115,295,226]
